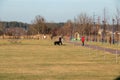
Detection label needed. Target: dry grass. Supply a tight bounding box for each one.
[86,41,120,50]
[0,39,119,80]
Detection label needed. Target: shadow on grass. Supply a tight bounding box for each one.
[114,76,120,80]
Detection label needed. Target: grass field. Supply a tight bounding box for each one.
[0,39,120,80]
[86,41,120,50]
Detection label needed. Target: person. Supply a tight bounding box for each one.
[59,36,63,45]
[109,36,112,45]
[43,34,47,39]
[81,36,85,46]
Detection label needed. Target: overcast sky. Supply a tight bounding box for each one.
[0,0,119,23]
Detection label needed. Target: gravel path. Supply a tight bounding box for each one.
[69,42,120,54]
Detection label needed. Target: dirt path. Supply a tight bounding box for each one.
[69,42,120,54]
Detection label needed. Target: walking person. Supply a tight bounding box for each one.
[109,36,112,45]
[59,36,63,45]
[81,36,85,46]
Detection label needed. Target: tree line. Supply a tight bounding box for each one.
[0,16,64,37]
[0,8,120,42]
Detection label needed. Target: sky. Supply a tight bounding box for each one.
[0,0,119,23]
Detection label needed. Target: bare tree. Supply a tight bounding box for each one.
[75,13,93,36]
[101,8,109,42]
[27,24,37,35]
[0,21,4,35]
[32,15,47,35]
[114,8,120,43]
[5,27,26,39]
[116,8,120,31]
[60,20,73,36]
